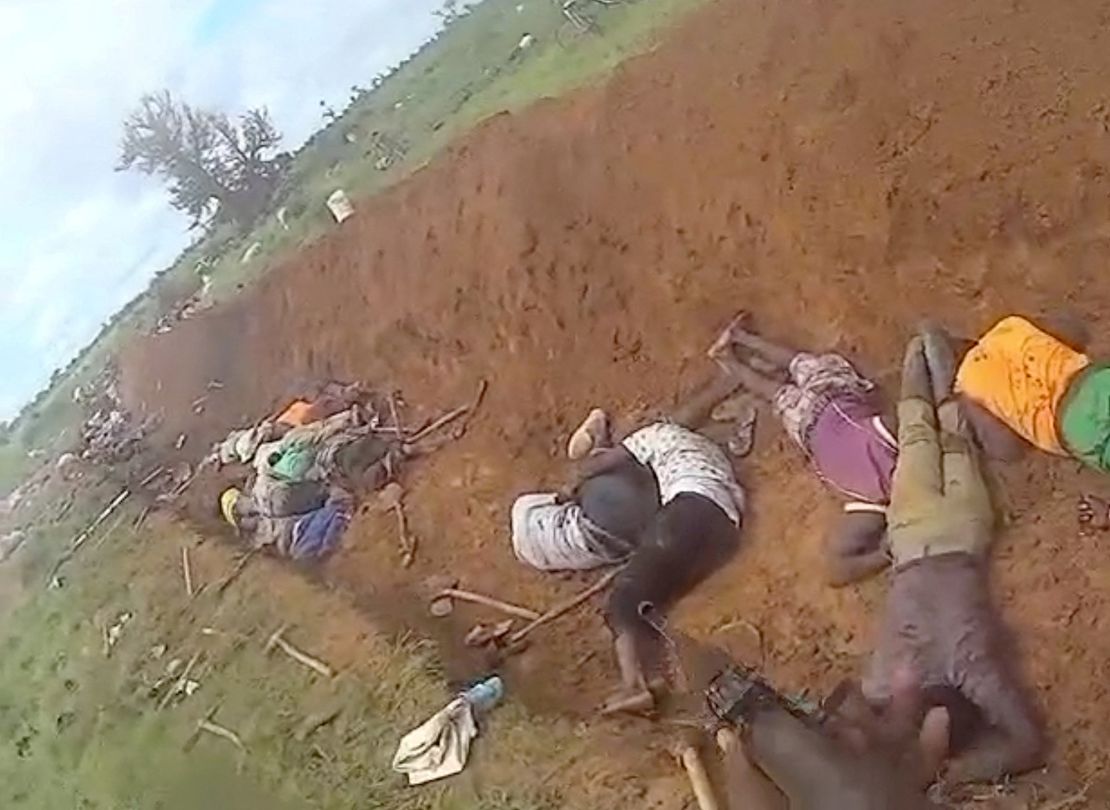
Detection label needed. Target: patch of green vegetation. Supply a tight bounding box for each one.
[0,485,591,809]
[202,0,708,303]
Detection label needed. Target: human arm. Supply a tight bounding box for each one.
[960,396,1026,461]
[559,446,638,501]
[733,698,948,809]
[823,511,889,587]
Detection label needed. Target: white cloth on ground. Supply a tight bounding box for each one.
[511,493,623,571]
[391,697,478,785]
[621,422,744,525]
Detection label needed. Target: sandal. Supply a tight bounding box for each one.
[567,408,610,460]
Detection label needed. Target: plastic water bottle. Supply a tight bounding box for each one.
[461,675,504,713]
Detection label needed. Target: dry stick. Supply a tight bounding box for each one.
[266,627,335,678]
[72,489,130,551]
[46,489,130,584]
[388,392,405,440]
[196,712,245,751]
[90,512,130,553]
[434,588,541,621]
[171,470,198,498]
[407,404,469,443]
[508,566,625,645]
[216,550,257,594]
[394,502,416,568]
[139,466,166,487]
[451,378,489,438]
[159,650,203,710]
[132,505,152,529]
[182,547,194,597]
[1040,783,1092,810]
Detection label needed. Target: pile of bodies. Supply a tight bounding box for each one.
[511,312,1110,790]
[210,382,411,560]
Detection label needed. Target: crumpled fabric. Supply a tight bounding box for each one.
[391,697,478,786]
[511,493,623,571]
[217,422,276,465]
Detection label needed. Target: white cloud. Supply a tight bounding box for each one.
[0,0,444,420]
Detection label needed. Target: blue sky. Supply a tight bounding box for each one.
[0,0,444,421]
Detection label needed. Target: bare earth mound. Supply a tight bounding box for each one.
[121,0,1110,784]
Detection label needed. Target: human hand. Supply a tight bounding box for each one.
[722,678,950,809]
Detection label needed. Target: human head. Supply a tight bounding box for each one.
[1037,312,1090,352]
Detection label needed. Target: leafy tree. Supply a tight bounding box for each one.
[117,91,290,229]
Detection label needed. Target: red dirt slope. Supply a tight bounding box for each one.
[121,0,1110,789]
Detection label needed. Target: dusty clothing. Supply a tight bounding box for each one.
[276,399,316,428]
[956,315,1090,454]
[863,553,1041,770]
[266,410,361,482]
[326,433,400,488]
[275,387,356,428]
[1059,364,1110,472]
[216,422,277,465]
[250,472,325,518]
[254,489,354,559]
[621,422,744,525]
[607,492,740,634]
[773,353,896,509]
[512,460,659,571]
[887,398,993,566]
[511,494,634,570]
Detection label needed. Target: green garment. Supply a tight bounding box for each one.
[887,398,994,567]
[1060,365,1110,473]
[269,437,319,482]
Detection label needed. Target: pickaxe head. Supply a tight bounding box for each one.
[264,624,289,653]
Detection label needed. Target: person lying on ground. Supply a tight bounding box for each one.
[220,484,354,560]
[210,420,282,468]
[953,313,1097,463]
[207,383,369,469]
[510,409,660,571]
[274,380,366,429]
[950,313,1110,529]
[708,314,897,586]
[863,329,1043,784]
[552,376,746,715]
[259,404,447,494]
[719,673,952,809]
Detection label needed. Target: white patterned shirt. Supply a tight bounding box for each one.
[622,422,744,525]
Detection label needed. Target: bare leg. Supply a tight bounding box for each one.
[711,314,800,370]
[710,353,785,403]
[669,372,745,430]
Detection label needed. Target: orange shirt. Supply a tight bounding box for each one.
[276,399,316,427]
[955,316,1090,454]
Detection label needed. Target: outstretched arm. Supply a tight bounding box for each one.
[961,397,1026,461]
[823,512,889,587]
[826,547,889,587]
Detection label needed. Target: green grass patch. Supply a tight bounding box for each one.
[0,485,596,809]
